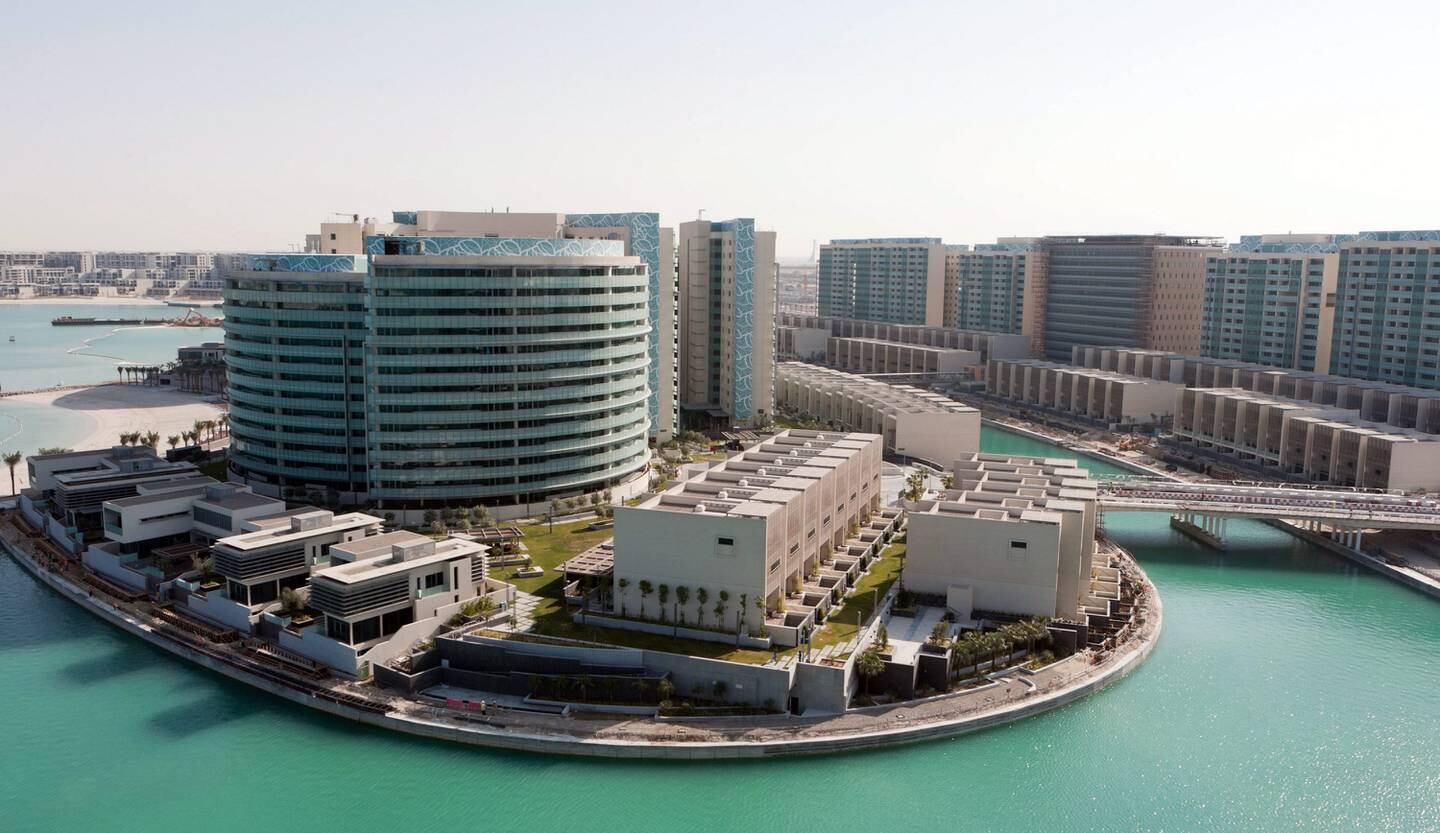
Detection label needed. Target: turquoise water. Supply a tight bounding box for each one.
[0,303,223,455]
[0,303,223,391]
[1,427,1437,832]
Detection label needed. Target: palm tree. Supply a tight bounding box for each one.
[695,588,709,627]
[193,419,207,445]
[856,648,885,697]
[674,586,689,625]
[143,431,160,450]
[167,435,180,451]
[657,583,670,622]
[3,451,22,496]
[638,580,654,620]
[617,578,630,617]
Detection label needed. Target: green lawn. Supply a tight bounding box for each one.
[811,542,905,650]
[491,519,778,664]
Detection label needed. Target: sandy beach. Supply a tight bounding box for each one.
[0,297,218,306]
[3,384,226,490]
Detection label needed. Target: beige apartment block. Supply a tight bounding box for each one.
[905,453,1098,620]
[775,362,980,464]
[1075,347,1440,435]
[1148,245,1218,355]
[825,337,981,376]
[612,430,883,641]
[1174,387,1440,491]
[987,358,1182,425]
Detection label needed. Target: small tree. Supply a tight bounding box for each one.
[638,580,654,620]
[878,622,890,651]
[279,587,306,615]
[695,588,709,627]
[675,586,690,625]
[657,678,675,707]
[167,435,180,450]
[3,451,22,497]
[929,621,949,645]
[713,589,729,630]
[617,578,630,617]
[856,648,885,696]
[658,583,670,622]
[430,519,448,536]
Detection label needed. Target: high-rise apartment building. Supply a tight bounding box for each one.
[1330,231,1440,389]
[944,239,1044,337]
[1038,235,1221,361]
[818,238,947,326]
[226,211,656,512]
[1201,236,1339,372]
[676,218,776,425]
[300,210,678,440]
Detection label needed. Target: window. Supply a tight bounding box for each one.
[717,537,734,546]
[422,571,445,589]
[1010,540,1028,550]
[329,233,337,241]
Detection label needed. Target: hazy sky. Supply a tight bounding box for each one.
[4,0,1436,259]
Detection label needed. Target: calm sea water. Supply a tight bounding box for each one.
[1,428,1436,833]
[0,303,223,454]
[0,302,223,392]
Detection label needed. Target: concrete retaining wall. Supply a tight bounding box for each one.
[2,528,1165,760]
[574,611,771,650]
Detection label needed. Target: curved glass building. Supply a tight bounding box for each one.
[224,255,370,499]
[364,243,651,506]
[225,214,654,511]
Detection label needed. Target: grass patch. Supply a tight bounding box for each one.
[811,542,905,650]
[491,518,781,665]
[197,458,227,481]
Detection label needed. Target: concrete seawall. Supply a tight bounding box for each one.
[3,527,1162,760]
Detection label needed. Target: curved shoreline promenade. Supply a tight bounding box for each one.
[1,511,1162,759]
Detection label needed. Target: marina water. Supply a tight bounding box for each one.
[1,428,1437,832]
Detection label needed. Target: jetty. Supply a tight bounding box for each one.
[52,309,220,327]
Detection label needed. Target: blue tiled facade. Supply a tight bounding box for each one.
[564,212,666,431]
[715,219,755,418]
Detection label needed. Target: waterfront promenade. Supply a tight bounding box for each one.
[0,509,1161,759]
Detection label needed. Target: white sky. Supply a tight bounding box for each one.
[3,0,1436,259]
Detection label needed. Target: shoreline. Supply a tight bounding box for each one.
[0,513,1162,760]
[0,384,224,489]
[0,297,212,307]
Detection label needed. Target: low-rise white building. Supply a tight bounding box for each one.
[306,532,488,651]
[775,362,980,464]
[101,480,285,555]
[613,429,883,642]
[988,358,1182,426]
[1175,387,1440,491]
[212,509,383,608]
[905,453,1098,621]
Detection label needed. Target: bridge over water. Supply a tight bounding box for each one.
[1094,476,1440,549]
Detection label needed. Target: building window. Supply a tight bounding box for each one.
[717,537,734,546]
[422,571,445,589]
[1010,540,1028,550]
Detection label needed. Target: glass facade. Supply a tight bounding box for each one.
[225,247,653,507]
[1201,254,1330,371]
[1331,242,1440,389]
[951,251,1029,334]
[225,264,371,493]
[818,239,941,325]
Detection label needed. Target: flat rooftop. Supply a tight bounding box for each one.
[639,428,881,518]
[311,531,485,585]
[215,510,384,552]
[779,362,980,415]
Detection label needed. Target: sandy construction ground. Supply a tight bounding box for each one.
[5,384,226,490]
